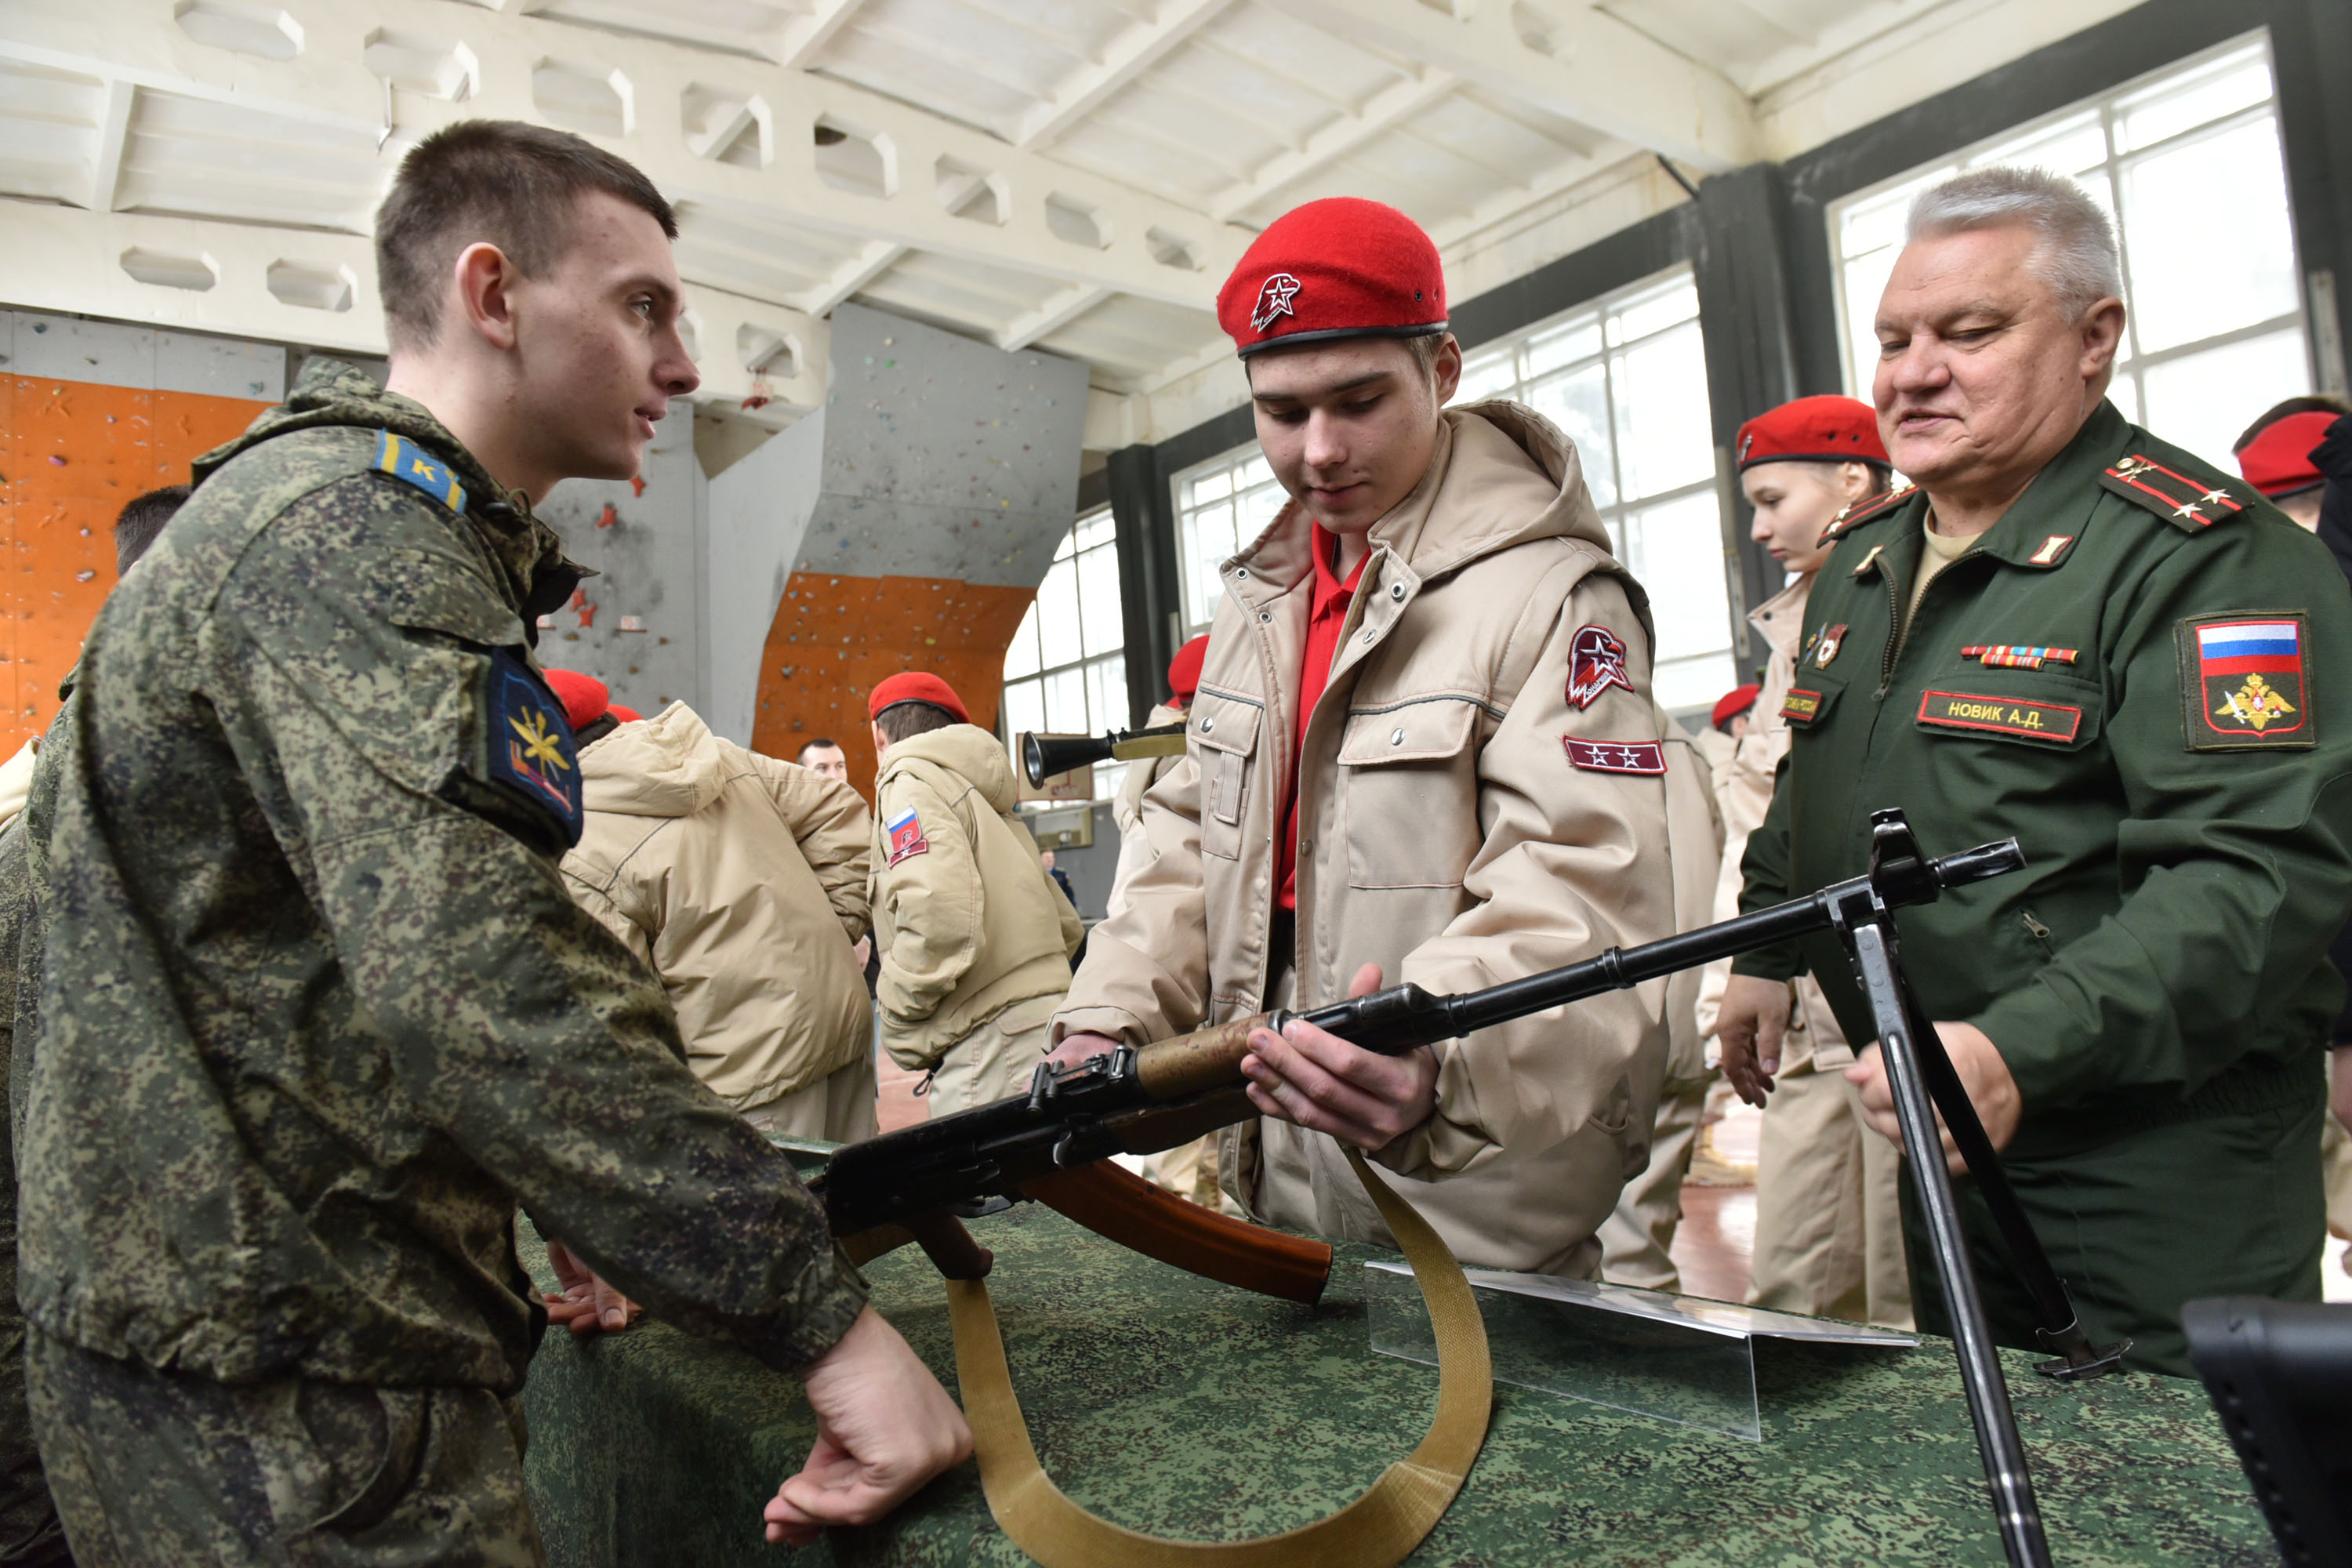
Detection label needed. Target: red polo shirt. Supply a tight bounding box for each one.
[1279,526,1367,911]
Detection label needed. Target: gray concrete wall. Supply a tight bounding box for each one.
[702,405,825,745]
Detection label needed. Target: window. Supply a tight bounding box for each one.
[1453,268,1730,711]
[1830,35,2310,472]
[1173,448,1286,638]
[1001,507,1127,800]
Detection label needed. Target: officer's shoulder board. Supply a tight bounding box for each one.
[2100,452,2246,534]
[372,430,469,515]
[1819,485,1916,544]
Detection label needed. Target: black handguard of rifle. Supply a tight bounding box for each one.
[1282,982,1459,1058]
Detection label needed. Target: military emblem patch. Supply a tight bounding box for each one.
[1563,738,1664,775]
[885,807,930,866]
[2180,614,2312,749]
[1566,624,1633,710]
[1917,690,2083,744]
[376,430,468,514]
[1252,273,1302,334]
[1811,624,1848,669]
[485,648,582,844]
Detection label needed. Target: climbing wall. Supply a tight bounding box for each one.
[708,304,1088,798]
[0,310,280,753]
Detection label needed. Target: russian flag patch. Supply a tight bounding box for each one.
[885,806,930,866]
[2181,613,2313,749]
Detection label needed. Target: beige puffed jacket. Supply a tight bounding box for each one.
[1107,701,1185,921]
[1054,404,1678,1276]
[871,724,1085,1072]
[561,702,874,1111]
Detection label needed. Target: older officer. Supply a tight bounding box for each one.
[1720,167,2352,1377]
[1052,198,1675,1277]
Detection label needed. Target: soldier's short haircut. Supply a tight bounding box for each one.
[375,119,677,354]
[1906,168,2122,322]
[797,737,843,760]
[114,485,190,574]
[873,702,961,745]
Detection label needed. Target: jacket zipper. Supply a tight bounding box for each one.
[1875,545,1980,701]
[2020,909,2055,958]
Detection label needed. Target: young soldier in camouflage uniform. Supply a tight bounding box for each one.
[14,121,967,1564]
[1720,168,2352,1377]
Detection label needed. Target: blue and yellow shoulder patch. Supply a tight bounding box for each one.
[486,648,583,847]
[375,430,468,515]
[1820,485,1915,544]
[2100,453,2244,533]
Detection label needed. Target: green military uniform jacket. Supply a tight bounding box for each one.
[1736,400,2352,1142]
[15,359,867,1392]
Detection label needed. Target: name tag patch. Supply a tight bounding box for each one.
[1781,688,1824,725]
[1918,689,2082,744]
[2180,612,2312,749]
[885,807,930,865]
[485,648,583,845]
[1564,738,1664,775]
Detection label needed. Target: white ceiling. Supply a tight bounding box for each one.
[0,0,2136,427]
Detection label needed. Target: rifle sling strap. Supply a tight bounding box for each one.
[943,1146,1491,1567]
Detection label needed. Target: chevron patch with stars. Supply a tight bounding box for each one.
[2100,453,2243,533]
[1564,737,1665,775]
[485,648,583,845]
[376,430,469,514]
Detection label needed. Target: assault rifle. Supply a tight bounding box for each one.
[813,808,2114,1568]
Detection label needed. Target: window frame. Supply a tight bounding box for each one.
[999,505,1128,802]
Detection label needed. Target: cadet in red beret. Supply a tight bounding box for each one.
[541,666,611,731]
[1053,198,1679,1277]
[2237,408,2337,530]
[1704,397,1911,1327]
[865,671,1081,1119]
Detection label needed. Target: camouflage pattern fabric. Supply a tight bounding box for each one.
[0,825,67,1567]
[27,1328,538,1568]
[517,1207,2274,1567]
[14,358,865,1419]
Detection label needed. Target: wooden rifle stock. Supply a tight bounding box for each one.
[1022,1161,1331,1305]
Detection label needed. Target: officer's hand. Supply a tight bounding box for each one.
[1240,964,1439,1152]
[1717,975,1792,1106]
[1846,1022,2021,1174]
[764,1305,972,1545]
[1045,1029,1123,1072]
[543,1237,641,1335]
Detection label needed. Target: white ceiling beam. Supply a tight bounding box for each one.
[88,76,135,213]
[1258,0,1760,172]
[997,283,1108,351]
[1207,67,1455,222]
[1013,0,1234,151]
[777,0,873,71]
[0,0,1248,310]
[793,238,907,314]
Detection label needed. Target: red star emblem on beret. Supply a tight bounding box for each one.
[1252,272,1302,334]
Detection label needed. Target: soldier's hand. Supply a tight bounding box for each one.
[1717,975,1792,1105]
[764,1305,972,1546]
[1240,964,1440,1152]
[543,1237,641,1335]
[1846,1022,2022,1174]
[1045,1029,1123,1072]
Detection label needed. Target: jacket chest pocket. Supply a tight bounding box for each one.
[1337,699,1482,889]
[1189,690,1262,862]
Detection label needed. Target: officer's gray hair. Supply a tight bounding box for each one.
[1905,168,2122,321]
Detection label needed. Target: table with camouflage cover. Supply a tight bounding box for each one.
[517,1204,2271,1567]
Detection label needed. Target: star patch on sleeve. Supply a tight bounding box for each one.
[1564,738,1665,775]
[885,806,930,866]
[485,648,583,845]
[1566,625,1634,710]
[2178,613,2314,750]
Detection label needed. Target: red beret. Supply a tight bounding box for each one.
[1218,198,1446,358]
[608,704,642,724]
[541,668,608,731]
[1737,395,1889,472]
[1711,684,1761,729]
[1167,635,1209,703]
[2238,410,2336,498]
[869,671,969,724]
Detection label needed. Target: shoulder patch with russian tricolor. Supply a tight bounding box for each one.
[884,805,930,865]
[2179,613,2313,750]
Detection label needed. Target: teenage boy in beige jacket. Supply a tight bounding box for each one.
[553,673,879,1143]
[1051,198,1677,1278]
[868,673,1084,1117]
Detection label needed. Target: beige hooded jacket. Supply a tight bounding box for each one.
[1054,404,1677,1276]
[561,702,874,1111]
[1107,701,1185,922]
[871,724,1085,1073]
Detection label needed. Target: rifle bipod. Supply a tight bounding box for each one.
[1829,810,2130,1568]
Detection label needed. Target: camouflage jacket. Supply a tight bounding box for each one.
[16,359,867,1390]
